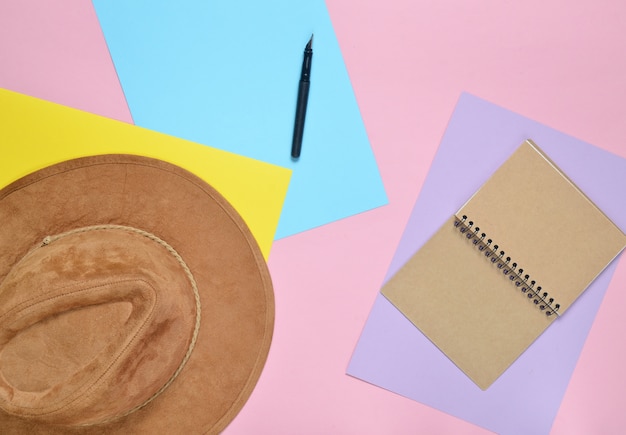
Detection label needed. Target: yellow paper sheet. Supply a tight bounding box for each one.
[0,88,291,259]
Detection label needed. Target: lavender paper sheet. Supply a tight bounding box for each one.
[347,93,626,435]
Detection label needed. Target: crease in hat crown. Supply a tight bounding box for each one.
[0,224,201,427]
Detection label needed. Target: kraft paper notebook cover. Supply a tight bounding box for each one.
[382,139,626,390]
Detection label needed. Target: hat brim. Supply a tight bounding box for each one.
[0,155,274,434]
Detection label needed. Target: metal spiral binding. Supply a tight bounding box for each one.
[454,215,560,317]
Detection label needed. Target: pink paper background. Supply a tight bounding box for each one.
[0,1,131,123]
[1,1,625,433]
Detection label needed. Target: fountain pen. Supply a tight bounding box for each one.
[291,34,313,159]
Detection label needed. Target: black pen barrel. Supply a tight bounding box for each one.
[291,80,309,159]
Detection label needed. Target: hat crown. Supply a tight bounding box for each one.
[0,226,200,426]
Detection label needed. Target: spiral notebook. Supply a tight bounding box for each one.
[382,139,626,390]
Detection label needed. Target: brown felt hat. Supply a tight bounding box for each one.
[0,155,274,434]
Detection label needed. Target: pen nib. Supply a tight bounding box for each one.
[306,34,313,50]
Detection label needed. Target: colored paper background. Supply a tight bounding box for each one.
[0,1,131,123]
[2,1,626,433]
[346,93,626,435]
[0,88,291,260]
[91,0,387,239]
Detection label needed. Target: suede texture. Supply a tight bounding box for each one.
[0,155,274,434]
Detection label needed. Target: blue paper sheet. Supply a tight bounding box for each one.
[93,1,387,238]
